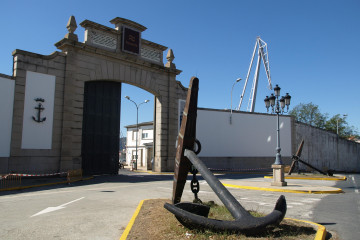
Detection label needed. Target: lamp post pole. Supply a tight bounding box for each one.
[230,78,242,124]
[125,96,149,170]
[274,89,282,165]
[264,85,291,186]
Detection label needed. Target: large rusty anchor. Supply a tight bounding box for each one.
[164,77,287,233]
[288,139,333,176]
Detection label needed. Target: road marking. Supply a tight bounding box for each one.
[349,175,359,194]
[289,202,304,205]
[261,193,275,196]
[300,198,321,202]
[258,202,272,206]
[31,197,85,217]
[0,182,158,200]
[301,211,313,218]
[156,187,214,195]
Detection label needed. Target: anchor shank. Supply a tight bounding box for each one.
[184,149,251,220]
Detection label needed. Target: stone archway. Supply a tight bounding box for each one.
[8,16,187,173]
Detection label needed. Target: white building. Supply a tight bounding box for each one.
[125,122,154,169]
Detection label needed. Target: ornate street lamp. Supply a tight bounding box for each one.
[125,96,150,170]
[264,85,291,186]
[264,85,291,165]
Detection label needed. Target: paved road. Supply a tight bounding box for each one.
[0,172,175,240]
[312,174,360,240]
[0,170,356,239]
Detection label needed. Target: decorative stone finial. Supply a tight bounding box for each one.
[65,16,78,41]
[165,49,176,69]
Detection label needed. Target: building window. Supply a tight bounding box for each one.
[142,133,148,139]
[132,130,138,140]
[132,150,137,160]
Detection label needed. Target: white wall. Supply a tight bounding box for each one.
[196,109,292,157]
[0,77,15,157]
[21,71,56,149]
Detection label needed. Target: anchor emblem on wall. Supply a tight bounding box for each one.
[32,98,46,123]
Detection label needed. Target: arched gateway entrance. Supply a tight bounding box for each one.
[82,81,122,175]
[5,16,187,174]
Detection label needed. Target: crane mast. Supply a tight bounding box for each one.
[237,37,272,112]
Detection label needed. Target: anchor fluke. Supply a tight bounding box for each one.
[165,199,286,233]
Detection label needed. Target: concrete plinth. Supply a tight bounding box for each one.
[271,164,287,186]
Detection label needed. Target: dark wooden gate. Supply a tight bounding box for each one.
[82,81,121,175]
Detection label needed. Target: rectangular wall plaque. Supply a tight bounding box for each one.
[0,77,14,157]
[122,26,140,55]
[21,71,55,149]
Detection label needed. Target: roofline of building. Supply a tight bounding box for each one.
[124,121,153,129]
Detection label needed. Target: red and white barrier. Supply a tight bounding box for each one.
[1,172,67,179]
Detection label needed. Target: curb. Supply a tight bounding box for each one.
[222,183,343,194]
[264,175,347,181]
[285,218,326,240]
[0,176,94,192]
[119,199,327,240]
[119,199,146,240]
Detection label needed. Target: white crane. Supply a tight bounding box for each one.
[237,37,272,112]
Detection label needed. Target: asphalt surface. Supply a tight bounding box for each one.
[312,174,360,240]
[0,169,357,239]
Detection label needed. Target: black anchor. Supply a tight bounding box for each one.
[164,149,287,234]
[32,98,46,123]
[165,77,287,234]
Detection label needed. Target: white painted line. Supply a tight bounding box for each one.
[302,211,313,218]
[261,193,275,196]
[355,189,359,194]
[350,175,355,182]
[301,198,321,202]
[289,202,304,205]
[258,202,272,206]
[156,187,213,194]
[31,197,85,217]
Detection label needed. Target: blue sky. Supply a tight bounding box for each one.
[1,0,359,136]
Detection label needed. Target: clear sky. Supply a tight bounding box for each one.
[1,0,359,136]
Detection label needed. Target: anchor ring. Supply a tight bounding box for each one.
[194,139,201,155]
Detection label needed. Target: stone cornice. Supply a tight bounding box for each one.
[142,39,167,51]
[55,38,182,75]
[0,73,14,79]
[12,49,66,60]
[80,20,119,35]
[110,17,147,32]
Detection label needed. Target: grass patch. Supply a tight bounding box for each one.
[126,199,320,240]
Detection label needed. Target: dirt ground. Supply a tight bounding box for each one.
[126,199,326,240]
